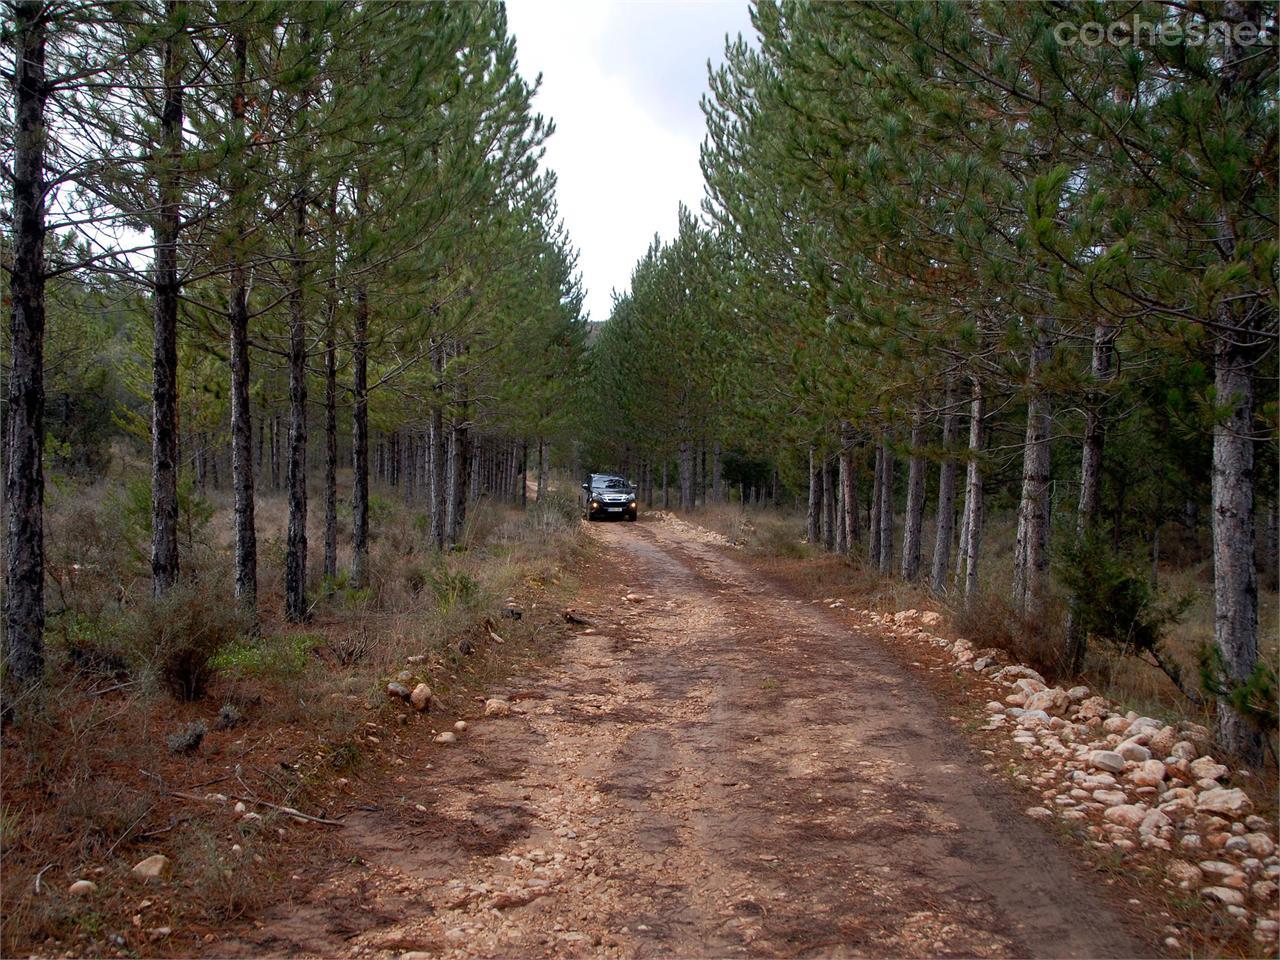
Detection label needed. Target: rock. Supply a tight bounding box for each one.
[433,732,457,744]
[1076,696,1110,720]
[410,683,432,711]
[1026,806,1054,821]
[387,682,411,700]
[1088,750,1127,774]
[484,698,511,717]
[1252,880,1278,901]
[994,665,1046,684]
[1197,788,1253,817]
[1144,726,1177,759]
[1104,804,1149,829]
[1202,885,1245,907]
[500,606,523,620]
[1130,759,1167,787]
[918,611,943,628]
[1094,790,1128,806]
[68,880,97,896]
[1200,859,1244,880]
[1115,739,1152,763]
[972,656,996,672]
[1139,809,1171,836]
[131,854,171,882]
[1189,756,1229,781]
[454,720,467,732]
[1103,716,1132,735]
[1170,741,1197,761]
[1065,685,1090,701]
[1244,833,1277,858]
[401,952,435,960]
[1168,861,1203,886]
[1025,688,1071,716]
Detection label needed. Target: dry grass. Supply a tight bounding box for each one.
[2,471,587,957]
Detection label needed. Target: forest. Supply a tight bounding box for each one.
[3,0,1280,955]
[4,2,585,672]
[582,1,1278,763]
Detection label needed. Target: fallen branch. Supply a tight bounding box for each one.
[169,790,345,827]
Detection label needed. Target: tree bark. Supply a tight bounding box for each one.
[4,0,48,685]
[284,139,309,622]
[807,446,821,545]
[1065,322,1116,671]
[429,340,447,549]
[351,299,369,583]
[678,442,694,511]
[227,27,258,612]
[930,379,959,594]
[1211,329,1262,763]
[1012,320,1055,621]
[955,375,986,605]
[869,442,883,564]
[711,442,723,503]
[878,435,894,574]
[901,411,927,581]
[839,424,858,556]
[823,456,836,551]
[150,2,184,597]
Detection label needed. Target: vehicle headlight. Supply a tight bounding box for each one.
[590,500,599,509]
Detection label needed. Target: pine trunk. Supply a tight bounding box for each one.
[839,425,858,555]
[150,5,184,597]
[878,435,894,574]
[901,412,927,581]
[930,379,959,594]
[284,162,309,622]
[4,0,48,684]
[956,376,986,604]
[807,446,821,544]
[1211,331,1262,763]
[1013,321,1055,621]
[678,442,694,510]
[1065,323,1116,671]
[351,286,369,585]
[869,442,883,564]
[823,457,836,551]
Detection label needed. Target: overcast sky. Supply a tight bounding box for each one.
[505,0,755,322]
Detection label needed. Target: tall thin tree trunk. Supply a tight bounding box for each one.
[1212,329,1262,763]
[901,411,927,581]
[678,442,694,510]
[878,435,894,574]
[839,424,858,555]
[931,379,959,594]
[869,442,883,564]
[4,0,48,684]
[711,442,723,503]
[150,3,184,597]
[956,375,986,605]
[662,461,670,509]
[1013,320,1055,620]
[823,457,836,551]
[227,27,257,612]
[284,56,311,620]
[1065,323,1116,671]
[429,341,446,549]
[807,446,821,544]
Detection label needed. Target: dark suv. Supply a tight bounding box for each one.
[581,474,638,521]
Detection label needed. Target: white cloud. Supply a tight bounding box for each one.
[506,0,754,321]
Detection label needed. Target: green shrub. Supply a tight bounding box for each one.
[425,564,479,611]
[106,474,214,563]
[128,578,247,700]
[1057,534,1192,692]
[210,633,321,682]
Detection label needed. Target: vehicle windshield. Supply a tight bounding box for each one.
[593,477,630,490]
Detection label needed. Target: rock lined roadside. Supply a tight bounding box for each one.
[863,607,1280,950]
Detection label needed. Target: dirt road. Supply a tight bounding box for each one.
[230,516,1146,958]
